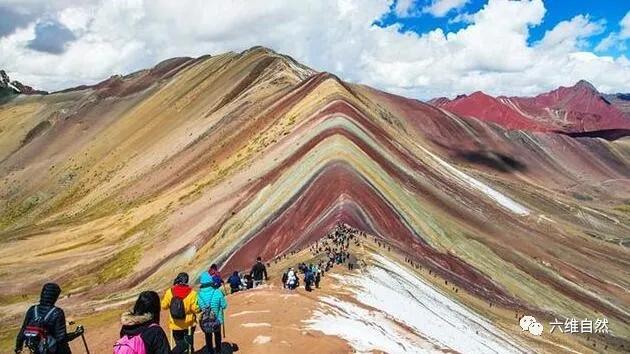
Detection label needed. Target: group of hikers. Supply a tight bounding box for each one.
[282,263,322,291]
[14,257,270,354]
[13,223,365,354]
[281,223,363,292]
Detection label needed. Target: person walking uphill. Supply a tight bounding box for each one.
[15,283,84,354]
[115,291,171,354]
[198,273,227,354]
[227,271,242,294]
[161,273,199,354]
[250,256,268,288]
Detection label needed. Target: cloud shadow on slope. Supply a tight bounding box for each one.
[455,150,527,173]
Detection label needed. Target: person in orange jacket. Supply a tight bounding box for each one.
[161,273,199,354]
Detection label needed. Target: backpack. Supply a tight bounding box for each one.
[198,291,220,334]
[23,305,57,354]
[113,323,158,354]
[169,288,187,320]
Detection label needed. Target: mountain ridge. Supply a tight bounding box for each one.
[429,80,630,135]
[1,46,629,352]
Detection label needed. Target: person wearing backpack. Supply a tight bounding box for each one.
[227,271,241,294]
[161,273,199,354]
[304,266,314,292]
[15,283,83,354]
[116,291,170,354]
[197,272,227,354]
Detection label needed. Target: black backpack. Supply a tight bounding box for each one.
[169,289,187,320]
[23,305,57,354]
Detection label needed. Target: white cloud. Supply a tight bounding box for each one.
[422,0,469,18]
[394,0,417,17]
[537,15,605,51]
[595,10,630,52]
[0,0,629,99]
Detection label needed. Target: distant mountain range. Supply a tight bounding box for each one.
[429,80,630,138]
[0,70,48,97]
[1,47,629,352]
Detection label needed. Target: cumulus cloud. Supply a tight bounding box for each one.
[0,5,35,37]
[422,0,469,17]
[0,0,628,98]
[27,19,76,54]
[394,0,417,17]
[595,10,630,52]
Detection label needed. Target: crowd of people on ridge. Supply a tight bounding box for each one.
[281,223,364,292]
[13,223,366,354]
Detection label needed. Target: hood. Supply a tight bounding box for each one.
[200,271,213,286]
[172,284,192,299]
[120,311,155,336]
[40,283,61,306]
[173,272,189,285]
[120,311,153,327]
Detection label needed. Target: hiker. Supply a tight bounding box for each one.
[244,273,254,289]
[116,291,170,354]
[348,253,358,270]
[286,268,298,290]
[281,270,288,289]
[208,264,223,285]
[15,283,84,354]
[314,264,321,288]
[304,266,314,292]
[250,256,268,287]
[198,273,228,354]
[161,273,199,354]
[227,271,242,294]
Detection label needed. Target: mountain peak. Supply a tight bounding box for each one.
[0,69,48,96]
[573,79,598,92]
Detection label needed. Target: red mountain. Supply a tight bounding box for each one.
[429,80,630,134]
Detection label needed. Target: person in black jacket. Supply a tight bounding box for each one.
[250,257,268,288]
[15,283,83,354]
[119,291,171,354]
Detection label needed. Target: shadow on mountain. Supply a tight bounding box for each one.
[560,129,630,141]
[455,150,527,173]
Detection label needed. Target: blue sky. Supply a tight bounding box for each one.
[0,0,629,98]
[376,0,629,57]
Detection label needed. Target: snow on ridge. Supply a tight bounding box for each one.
[427,147,530,215]
[306,255,531,354]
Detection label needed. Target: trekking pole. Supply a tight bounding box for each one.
[222,309,226,338]
[78,326,90,354]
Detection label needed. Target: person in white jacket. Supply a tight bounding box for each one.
[286,268,298,290]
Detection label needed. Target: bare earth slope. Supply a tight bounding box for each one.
[1,47,629,352]
[429,80,630,134]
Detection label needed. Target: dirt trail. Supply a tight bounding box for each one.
[68,274,351,353]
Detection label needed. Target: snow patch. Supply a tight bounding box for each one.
[253,335,272,344]
[231,310,271,318]
[241,322,272,328]
[428,148,530,215]
[306,255,530,353]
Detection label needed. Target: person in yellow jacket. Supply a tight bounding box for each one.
[161,272,199,354]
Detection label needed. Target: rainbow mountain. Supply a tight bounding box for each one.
[0,47,629,353]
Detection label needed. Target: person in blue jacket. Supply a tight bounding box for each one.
[198,272,227,354]
[227,271,242,294]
